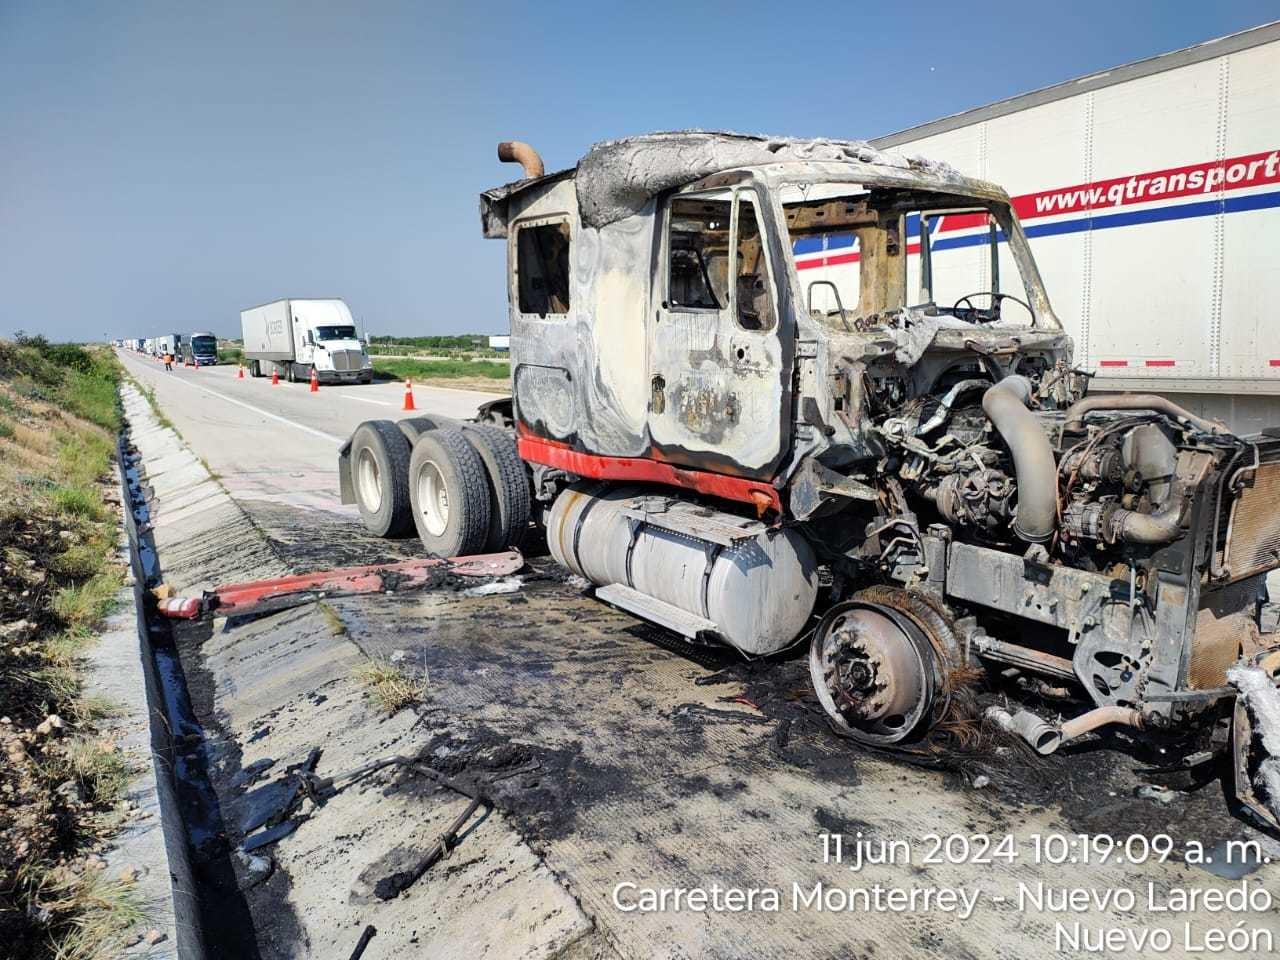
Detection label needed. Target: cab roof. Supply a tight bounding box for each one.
[480,130,1003,238]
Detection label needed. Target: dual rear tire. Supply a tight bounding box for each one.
[349,419,529,556]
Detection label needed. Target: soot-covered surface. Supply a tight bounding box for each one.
[332,565,1279,959]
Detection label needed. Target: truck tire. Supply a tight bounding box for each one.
[286,363,297,383]
[349,421,414,537]
[250,360,261,378]
[408,428,491,557]
[461,423,530,551]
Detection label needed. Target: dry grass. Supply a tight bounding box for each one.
[41,871,147,960]
[41,737,131,806]
[0,340,139,958]
[132,380,174,432]
[317,600,348,637]
[356,657,427,714]
[52,569,124,628]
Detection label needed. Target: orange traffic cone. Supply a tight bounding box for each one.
[309,368,319,392]
[271,368,280,386]
[403,380,416,411]
[237,365,245,379]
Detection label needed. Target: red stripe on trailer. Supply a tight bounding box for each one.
[517,433,783,516]
[1144,359,1176,367]
[1098,360,1129,367]
[1270,360,1280,368]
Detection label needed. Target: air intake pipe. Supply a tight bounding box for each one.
[1064,394,1229,436]
[497,141,545,179]
[981,375,1056,543]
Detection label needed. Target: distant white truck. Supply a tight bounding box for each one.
[240,299,373,384]
[154,333,182,358]
[867,21,1280,434]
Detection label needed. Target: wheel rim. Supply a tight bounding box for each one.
[415,460,449,537]
[356,448,382,514]
[809,601,936,745]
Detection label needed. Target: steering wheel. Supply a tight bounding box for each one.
[952,291,1032,324]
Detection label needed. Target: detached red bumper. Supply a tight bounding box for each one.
[154,550,524,620]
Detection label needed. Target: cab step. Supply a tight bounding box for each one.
[594,583,720,641]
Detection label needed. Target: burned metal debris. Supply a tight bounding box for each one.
[238,745,501,901]
[154,550,525,621]
[362,795,490,901]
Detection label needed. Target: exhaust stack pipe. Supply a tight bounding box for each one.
[497,141,545,180]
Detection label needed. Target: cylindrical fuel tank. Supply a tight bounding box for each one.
[547,484,818,656]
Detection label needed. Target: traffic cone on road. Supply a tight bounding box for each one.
[237,365,245,379]
[271,369,280,386]
[309,368,319,392]
[403,380,416,411]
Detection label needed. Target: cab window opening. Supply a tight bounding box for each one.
[782,185,1035,329]
[516,220,571,316]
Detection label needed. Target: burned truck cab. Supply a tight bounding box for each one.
[474,132,1280,825]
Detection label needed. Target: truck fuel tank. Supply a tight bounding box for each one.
[547,484,818,656]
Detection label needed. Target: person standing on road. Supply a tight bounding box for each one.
[164,352,174,371]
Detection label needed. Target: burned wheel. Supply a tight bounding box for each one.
[408,428,491,557]
[808,599,942,745]
[461,423,531,551]
[349,420,413,537]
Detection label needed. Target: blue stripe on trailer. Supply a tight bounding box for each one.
[792,189,1280,256]
[937,189,1280,250]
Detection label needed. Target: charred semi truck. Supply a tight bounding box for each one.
[339,133,1280,824]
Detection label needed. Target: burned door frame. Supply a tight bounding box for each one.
[647,179,793,480]
[508,210,581,445]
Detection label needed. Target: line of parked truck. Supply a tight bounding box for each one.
[116,298,375,385]
[118,332,219,366]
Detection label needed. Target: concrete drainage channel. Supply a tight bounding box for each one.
[116,383,605,959]
[117,390,282,958]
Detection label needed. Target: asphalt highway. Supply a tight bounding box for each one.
[116,349,504,514]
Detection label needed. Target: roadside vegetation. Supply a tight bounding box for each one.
[367,333,505,359]
[356,656,427,714]
[371,356,510,393]
[0,335,141,959]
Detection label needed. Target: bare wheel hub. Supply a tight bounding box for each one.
[809,600,939,745]
[356,447,382,513]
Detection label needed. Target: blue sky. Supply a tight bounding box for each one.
[1,1,1275,341]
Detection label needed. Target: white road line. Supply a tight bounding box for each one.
[340,394,394,406]
[125,359,344,444]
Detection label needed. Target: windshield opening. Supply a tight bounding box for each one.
[782,184,1037,331]
[191,336,216,353]
[314,325,357,341]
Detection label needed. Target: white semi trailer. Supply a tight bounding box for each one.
[846,21,1280,433]
[240,298,373,384]
[154,333,182,358]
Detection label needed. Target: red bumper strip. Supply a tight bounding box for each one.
[156,550,525,620]
[517,434,783,515]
